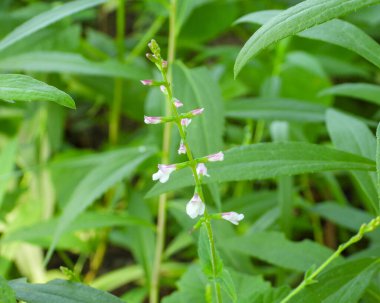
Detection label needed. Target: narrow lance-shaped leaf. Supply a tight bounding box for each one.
[0,0,107,51]
[0,74,75,109]
[236,11,380,70]
[9,279,125,303]
[321,83,380,106]
[45,146,156,263]
[234,0,380,76]
[377,123,380,211]
[146,142,376,198]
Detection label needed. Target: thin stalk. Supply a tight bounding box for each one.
[150,2,177,302]
[280,216,380,303]
[109,0,125,144]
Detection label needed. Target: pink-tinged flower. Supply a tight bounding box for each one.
[178,140,186,154]
[196,163,209,177]
[191,108,204,116]
[152,164,176,183]
[162,60,168,69]
[207,151,224,162]
[144,116,162,124]
[181,118,192,127]
[186,193,205,219]
[222,212,244,225]
[140,80,153,86]
[160,85,168,95]
[174,98,183,108]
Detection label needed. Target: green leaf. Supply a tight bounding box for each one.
[236,11,380,70]
[221,232,335,272]
[0,139,17,208]
[45,146,156,263]
[291,258,380,303]
[377,123,380,209]
[0,52,148,80]
[9,279,125,303]
[0,275,16,303]
[146,142,375,198]
[321,83,380,106]
[226,98,326,123]
[326,109,378,213]
[0,0,107,51]
[173,62,224,157]
[0,74,75,108]
[198,225,223,278]
[234,0,380,76]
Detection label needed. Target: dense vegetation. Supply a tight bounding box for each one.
[0,0,380,302]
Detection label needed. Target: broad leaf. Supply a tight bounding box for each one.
[0,74,75,108]
[221,232,334,272]
[321,83,380,106]
[234,0,380,76]
[236,11,380,69]
[0,275,16,303]
[226,98,326,123]
[0,52,148,80]
[326,109,378,213]
[9,279,124,303]
[291,258,380,303]
[0,0,107,51]
[146,142,375,197]
[45,146,156,263]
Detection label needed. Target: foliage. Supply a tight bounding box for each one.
[0,0,380,302]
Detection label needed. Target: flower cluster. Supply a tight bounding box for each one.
[142,40,244,226]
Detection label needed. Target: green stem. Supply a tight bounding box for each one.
[109,0,125,144]
[150,2,177,303]
[280,216,380,303]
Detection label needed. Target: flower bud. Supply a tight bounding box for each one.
[191,108,204,116]
[221,212,244,225]
[174,98,184,108]
[196,163,209,177]
[181,118,192,127]
[144,116,163,124]
[207,151,224,162]
[178,140,186,154]
[148,39,161,57]
[160,85,168,95]
[141,80,153,86]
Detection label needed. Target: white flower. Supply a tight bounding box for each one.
[196,163,209,177]
[186,193,205,219]
[207,151,224,162]
[160,85,168,95]
[152,164,176,183]
[140,79,153,86]
[221,212,244,225]
[181,118,192,127]
[144,116,162,124]
[178,140,186,154]
[191,108,204,116]
[174,98,183,108]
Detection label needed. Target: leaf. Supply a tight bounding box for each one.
[326,109,378,213]
[9,279,125,303]
[0,74,75,108]
[0,139,17,208]
[198,225,223,278]
[226,98,326,123]
[320,83,380,106]
[0,0,107,52]
[234,0,380,76]
[221,232,335,272]
[377,123,380,208]
[236,11,380,70]
[146,142,375,197]
[291,258,380,303]
[173,62,224,157]
[45,146,156,263]
[0,52,148,80]
[0,275,16,303]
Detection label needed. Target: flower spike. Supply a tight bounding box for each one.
[221,212,244,225]
[152,164,176,183]
[186,193,205,219]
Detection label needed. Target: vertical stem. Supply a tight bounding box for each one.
[150,2,176,303]
[109,0,125,144]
